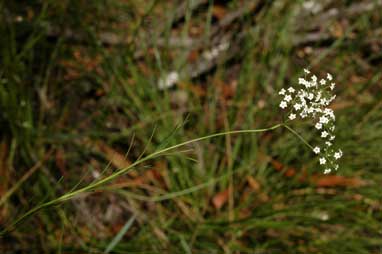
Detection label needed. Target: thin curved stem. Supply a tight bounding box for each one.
[1,123,283,235]
[283,123,314,150]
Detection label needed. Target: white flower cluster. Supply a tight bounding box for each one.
[279,68,342,174]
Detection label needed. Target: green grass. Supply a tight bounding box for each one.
[1,0,382,253]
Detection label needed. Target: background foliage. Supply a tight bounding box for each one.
[1,0,382,253]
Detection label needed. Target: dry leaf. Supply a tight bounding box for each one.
[138,62,152,76]
[187,50,199,63]
[55,149,67,176]
[0,141,10,195]
[179,81,206,97]
[271,159,365,188]
[214,78,237,102]
[271,159,283,171]
[246,176,261,192]
[312,175,366,188]
[212,5,227,20]
[212,188,230,209]
[271,159,297,177]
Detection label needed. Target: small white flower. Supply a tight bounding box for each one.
[313,146,320,154]
[299,78,306,85]
[315,92,322,102]
[321,131,328,138]
[289,113,296,120]
[319,116,329,124]
[324,109,335,120]
[278,68,341,174]
[284,95,292,102]
[280,101,287,109]
[323,108,333,115]
[299,91,307,100]
[334,149,343,159]
[320,98,328,106]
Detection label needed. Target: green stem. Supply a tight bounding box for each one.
[283,124,314,150]
[1,123,283,235]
